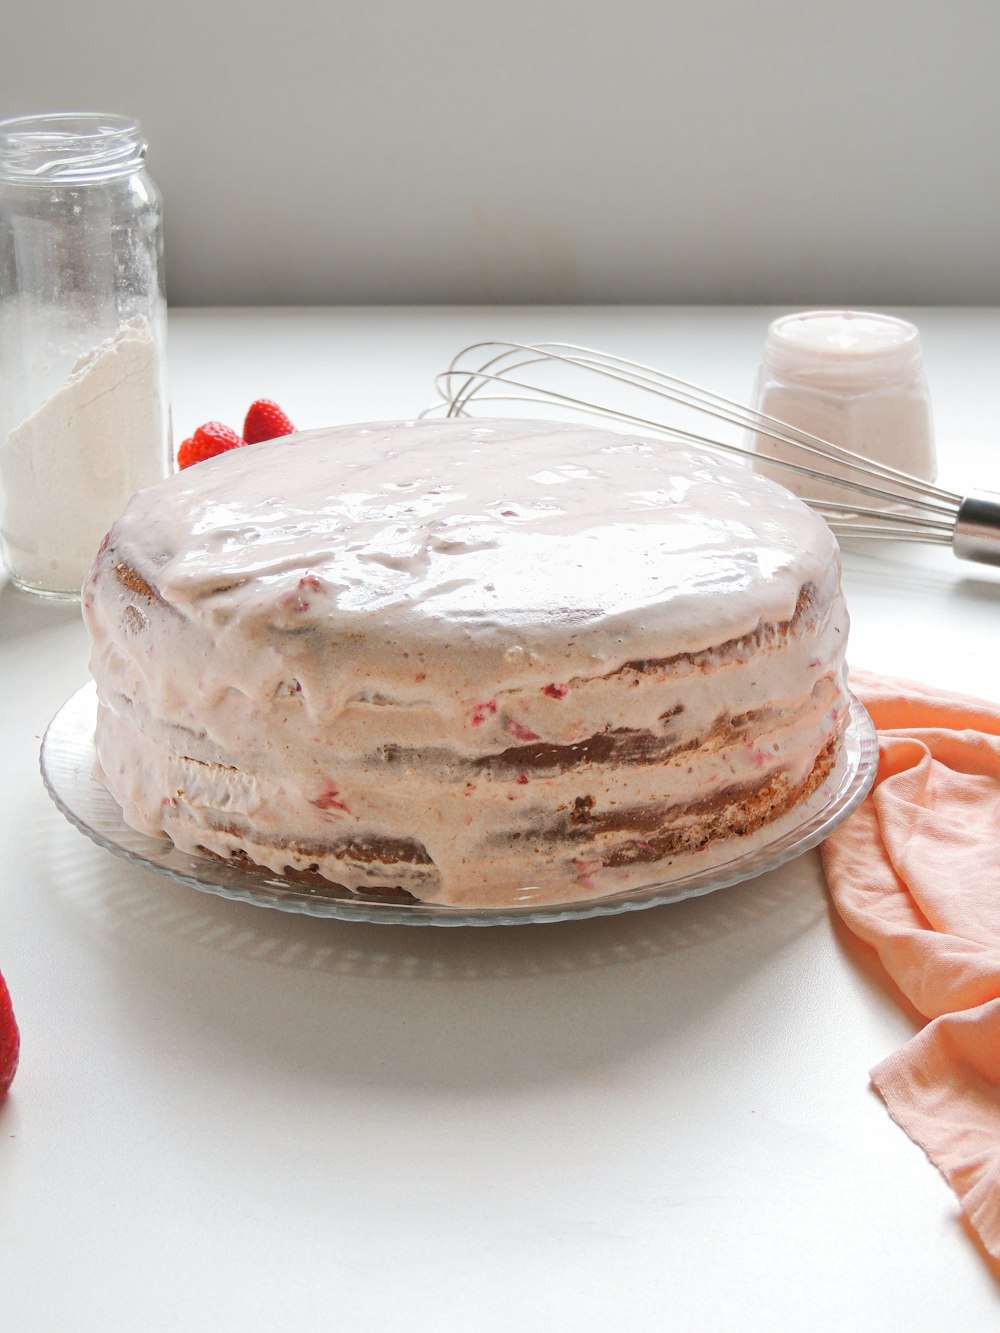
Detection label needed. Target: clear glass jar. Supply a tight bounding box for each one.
[0,112,170,597]
[751,310,936,506]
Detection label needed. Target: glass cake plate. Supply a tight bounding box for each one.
[41,683,878,927]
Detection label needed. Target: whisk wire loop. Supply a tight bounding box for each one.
[432,340,997,564]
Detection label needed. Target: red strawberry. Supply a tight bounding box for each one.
[243,399,296,445]
[177,420,243,469]
[0,970,19,1100]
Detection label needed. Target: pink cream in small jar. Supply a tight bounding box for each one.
[751,310,936,506]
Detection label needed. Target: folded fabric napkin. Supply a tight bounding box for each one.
[821,669,1000,1260]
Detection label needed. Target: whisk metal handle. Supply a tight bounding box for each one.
[953,492,1000,566]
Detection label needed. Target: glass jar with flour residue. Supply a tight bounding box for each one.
[0,112,171,597]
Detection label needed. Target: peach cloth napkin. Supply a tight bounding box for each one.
[821,669,1000,1259]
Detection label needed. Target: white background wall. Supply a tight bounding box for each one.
[5,0,999,305]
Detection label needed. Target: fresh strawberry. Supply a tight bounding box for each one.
[0,970,19,1100]
[177,421,243,469]
[243,399,296,445]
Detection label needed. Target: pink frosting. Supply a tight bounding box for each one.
[83,418,849,905]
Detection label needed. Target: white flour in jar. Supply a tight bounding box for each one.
[0,315,167,594]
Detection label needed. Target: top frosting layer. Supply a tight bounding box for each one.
[107,418,838,695]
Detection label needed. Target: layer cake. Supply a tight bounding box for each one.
[83,418,850,907]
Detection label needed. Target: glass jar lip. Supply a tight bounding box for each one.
[763,309,923,387]
[0,112,146,183]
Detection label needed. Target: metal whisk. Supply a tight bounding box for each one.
[430,340,1000,566]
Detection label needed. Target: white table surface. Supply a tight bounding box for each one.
[3,306,1000,1330]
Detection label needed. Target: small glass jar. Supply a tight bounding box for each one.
[0,112,171,597]
[750,310,936,506]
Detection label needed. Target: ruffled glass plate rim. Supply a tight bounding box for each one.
[41,683,878,928]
